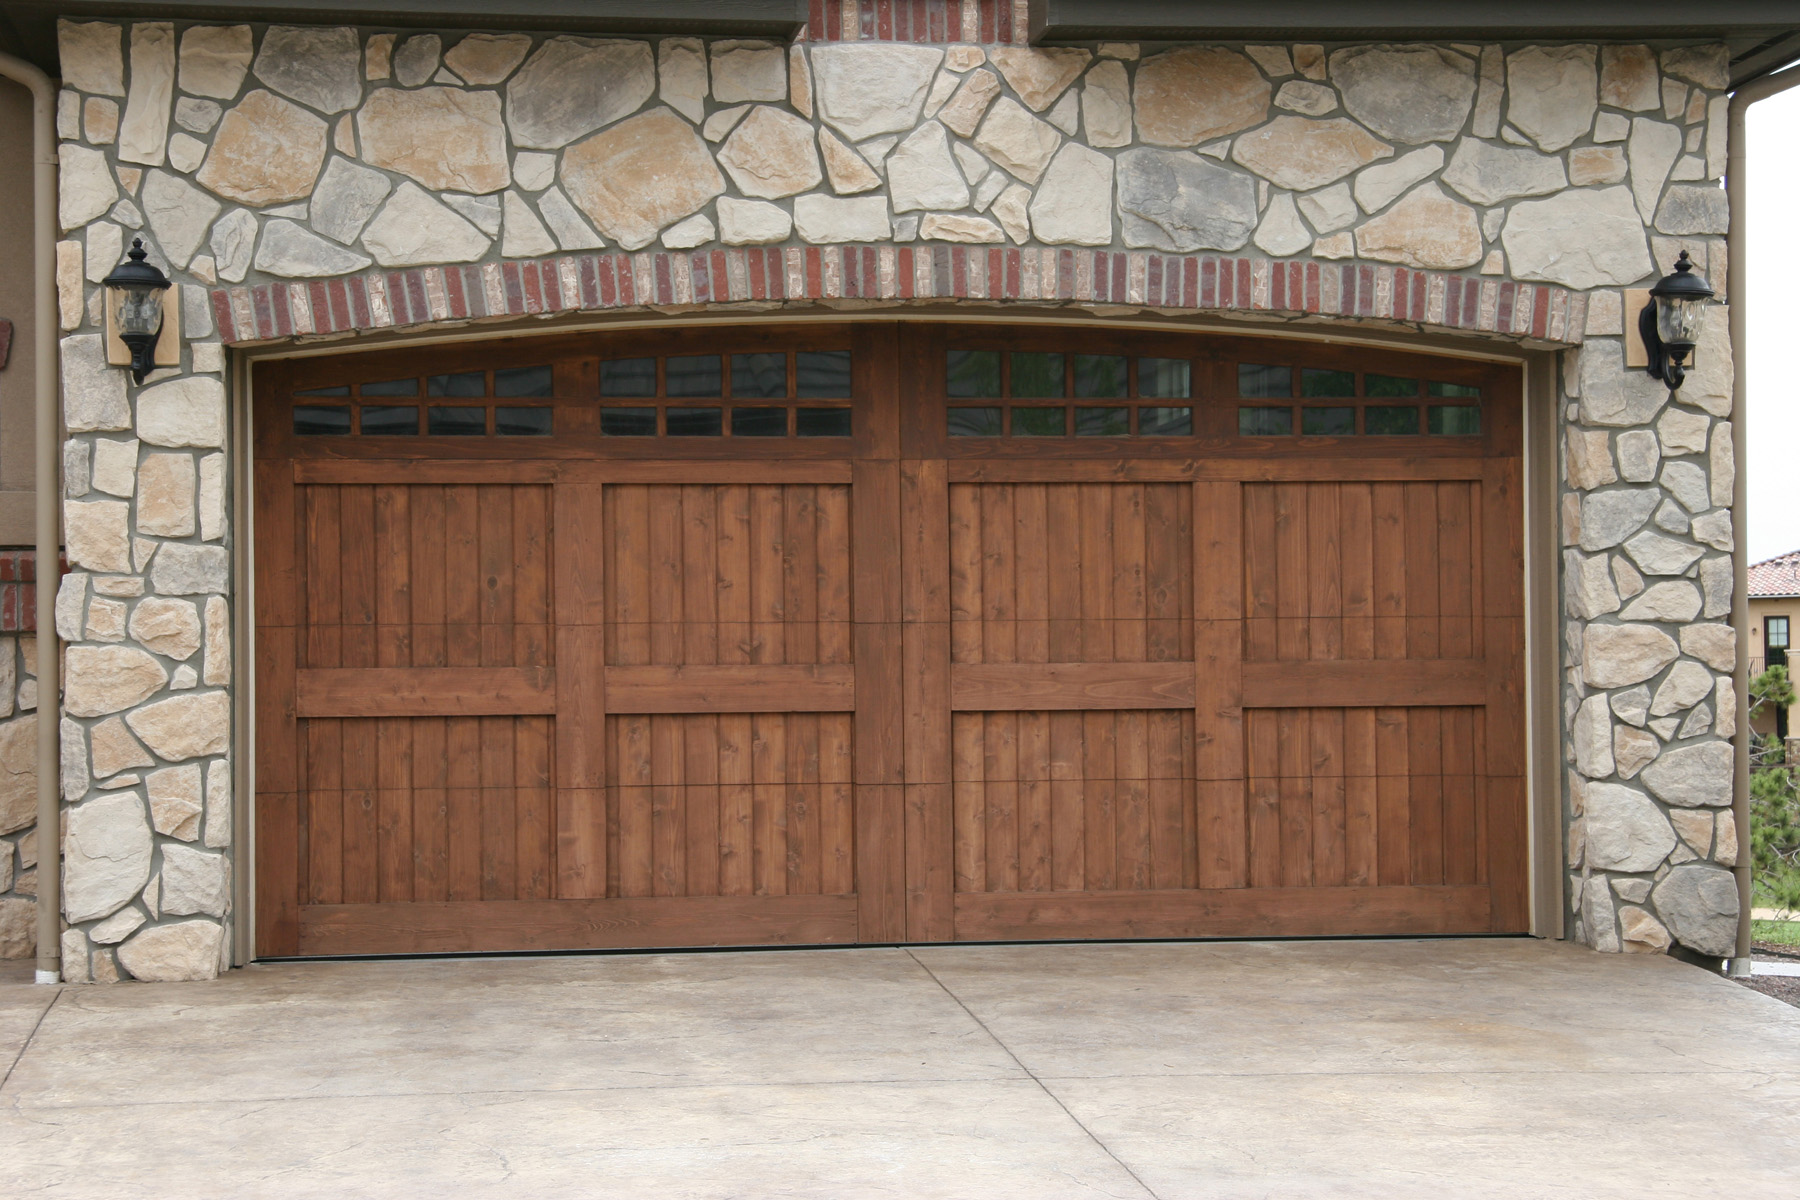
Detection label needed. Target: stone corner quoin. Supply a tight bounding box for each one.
[37,17,1736,977]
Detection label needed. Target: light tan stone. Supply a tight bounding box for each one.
[83,96,118,143]
[59,19,125,96]
[178,24,252,101]
[1669,807,1714,856]
[133,453,195,538]
[0,715,36,835]
[1232,117,1392,192]
[65,646,167,718]
[711,40,786,103]
[1619,906,1672,953]
[0,898,35,959]
[1134,47,1270,147]
[148,764,204,841]
[717,106,821,200]
[91,716,154,779]
[505,37,656,151]
[790,45,813,119]
[1600,45,1660,112]
[1678,624,1735,673]
[819,129,880,194]
[201,596,230,687]
[993,183,1031,244]
[561,106,725,251]
[792,195,890,243]
[56,240,82,331]
[1570,146,1627,186]
[65,499,131,574]
[357,87,508,194]
[655,38,707,124]
[59,144,119,230]
[937,68,1001,139]
[117,919,222,982]
[919,213,1004,243]
[973,97,1061,185]
[85,597,126,642]
[811,43,944,142]
[443,33,531,86]
[1583,624,1679,689]
[1506,45,1598,152]
[1564,428,1616,491]
[129,597,202,662]
[1715,810,1739,866]
[1354,183,1482,271]
[196,89,328,206]
[988,47,1090,113]
[126,691,230,761]
[1081,60,1131,149]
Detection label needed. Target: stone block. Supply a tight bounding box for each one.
[1622,531,1703,577]
[1442,140,1566,206]
[811,44,943,142]
[1503,187,1651,289]
[358,86,508,194]
[197,89,328,206]
[91,715,154,778]
[126,691,230,761]
[1116,148,1255,253]
[118,23,175,167]
[65,500,132,574]
[1584,782,1676,872]
[1506,45,1597,151]
[1330,45,1475,142]
[362,183,491,266]
[148,764,204,840]
[160,844,229,916]
[1232,116,1391,192]
[1353,183,1481,270]
[0,715,36,835]
[1582,623,1678,688]
[1082,60,1131,149]
[63,792,153,923]
[59,19,125,96]
[1651,863,1738,955]
[710,40,786,104]
[1572,694,1614,779]
[792,195,890,243]
[443,33,532,86]
[178,24,253,100]
[989,47,1089,113]
[116,919,223,982]
[973,97,1062,185]
[561,107,725,250]
[1134,47,1270,147]
[1640,741,1732,807]
[1577,489,1657,551]
[138,376,226,448]
[254,25,362,114]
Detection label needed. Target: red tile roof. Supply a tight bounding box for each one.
[1750,549,1800,598]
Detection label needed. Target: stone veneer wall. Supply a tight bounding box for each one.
[37,14,1743,979]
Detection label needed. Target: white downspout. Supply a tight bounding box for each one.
[0,51,62,985]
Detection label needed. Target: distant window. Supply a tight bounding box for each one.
[1770,616,1791,650]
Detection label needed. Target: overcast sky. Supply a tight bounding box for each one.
[1745,84,1800,565]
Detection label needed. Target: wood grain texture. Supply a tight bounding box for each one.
[950,662,1196,710]
[1240,658,1488,709]
[296,667,556,716]
[605,664,855,713]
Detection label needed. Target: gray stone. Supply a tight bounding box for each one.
[1583,624,1679,688]
[138,375,226,447]
[499,191,556,257]
[116,919,223,982]
[160,844,229,917]
[442,193,501,237]
[1564,550,1618,620]
[1578,490,1657,551]
[139,170,220,269]
[1022,143,1111,247]
[1640,741,1733,808]
[362,183,491,266]
[792,195,890,243]
[147,544,228,596]
[1620,581,1701,622]
[1627,118,1684,223]
[886,122,968,213]
[1678,703,1713,739]
[973,97,1062,185]
[1253,193,1311,257]
[1081,60,1132,149]
[1691,511,1732,552]
[1658,461,1709,514]
[1614,429,1660,482]
[118,23,175,167]
[178,25,252,100]
[1578,341,1667,427]
[537,187,605,251]
[1614,726,1660,779]
[1506,45,1597,151]
[1611,685,1650,727]
[1584,782,1677,872]
[1116,148,1256,253]
[1572,694,1615,779]
[811,44,943,142]
[1584,875,1620,951]
[254,25,362,114]
[716,197,791,245]
[60,334,130,432]
[1651,501,1684,536]
[1351,146,1442,213]
[1622,532,1704,577]
[1655,185,1729,236]
[1503,187,1651,289]
[1441,140,1566,206]
[1330,45,1475,143]
[175,97,223,134]
[1651,863,1738,956]
[1275,81,1337,116]
[1699,559,1732,619]
[1662,46,1728,90]
[309,157,392,245]
[63,792,154,923]
[208,207,257,283]
[393,34,441,89]
[254,219,372,277]
[1656,408,1709,455]
[504,37,655,150]
[59,19,126,96]
[657,38,707,124]
[59,145,119,231]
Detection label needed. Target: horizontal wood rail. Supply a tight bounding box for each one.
[1240,658,1488,708]
[948,457,1488,484]
[295,459,854,485]
[605,663,856,713]
[295,667,556,717]
[951,662,1196,710]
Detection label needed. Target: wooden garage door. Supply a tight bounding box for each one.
[254,323,1524,956]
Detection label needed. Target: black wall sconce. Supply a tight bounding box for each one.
[1638,251,1715,394]
[101,238,171,384]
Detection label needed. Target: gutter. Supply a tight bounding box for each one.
[1727,60,1800,978]
[0,50,59,984]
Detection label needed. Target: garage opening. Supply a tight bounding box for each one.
[252,322,1526,956]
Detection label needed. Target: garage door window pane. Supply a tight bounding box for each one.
[600,407,657,436]
[294,405,350,435]
[362,377,420,397]
[360,406,419,435]
[666,406,723,436]
[1301,406,1355,436]
[731,406,788,436]
[946,350,1001,397]
[1238,364,1291,398]
[601,358,657,397]
[496,407,553,436]
[1301,368,1355,397]
[1427,404,1481,435]
[948,406,1003,436]
[1238,406,1293,436]
[731,353,788,399]
[1139,406,1193,436]
[1010,352,1065,398]
[494,365,554,397]
[1139,357,1190,398]
[295,384,350,396]
[1075,406,1130,436]
[1364,373,1420,398]
[427,371,484,397]
[796,350,852,397]
[428,406,487,435]
[1011,406,1066,435]
[667,355,722,397]
[1365,405,1420,435]
[1074,354,1127,397]
[796,407,852,437]
[1427,380,1481,398]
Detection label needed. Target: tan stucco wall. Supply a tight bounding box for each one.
[1750,595,1796,736]
[0,77,37,547]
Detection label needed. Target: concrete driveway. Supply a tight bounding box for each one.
[2,938,1796,1198]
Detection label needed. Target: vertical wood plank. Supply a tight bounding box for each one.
[901,457,954,940]
[555,482,606,899]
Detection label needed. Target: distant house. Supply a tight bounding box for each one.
[1751,549,1800,737]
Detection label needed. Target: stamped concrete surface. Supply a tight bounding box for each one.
[1,938,1796,1198]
